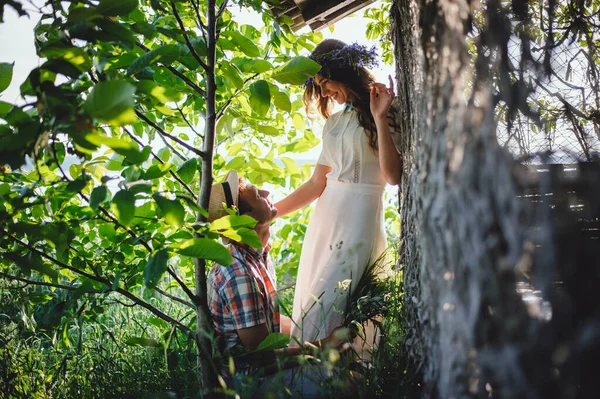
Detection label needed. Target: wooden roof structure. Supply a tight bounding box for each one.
[271,0,376,32]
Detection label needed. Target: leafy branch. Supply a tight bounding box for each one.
[121,127,198,201]
[170,1,209,71]
[135,110,207,159]
[4,232,193,335]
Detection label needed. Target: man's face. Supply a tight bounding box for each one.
[239,184,277,224]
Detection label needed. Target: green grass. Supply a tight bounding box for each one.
[1,246,420,398]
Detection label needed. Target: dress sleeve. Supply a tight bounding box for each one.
[220,274,266,329]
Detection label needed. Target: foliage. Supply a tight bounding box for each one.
[0,278,199,398]
[0,0,406,396]
[364,0,393,65]
[0,0,323,393]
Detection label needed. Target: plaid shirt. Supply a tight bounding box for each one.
[208,241,280,375]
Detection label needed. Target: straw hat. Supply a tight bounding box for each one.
[208,170,239,222]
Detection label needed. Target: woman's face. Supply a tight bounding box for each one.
[314,75,351,105]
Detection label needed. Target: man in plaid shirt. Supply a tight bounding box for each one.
[207,171,353,395]
[207,171,291,375]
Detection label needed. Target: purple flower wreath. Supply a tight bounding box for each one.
[305,43,379,86]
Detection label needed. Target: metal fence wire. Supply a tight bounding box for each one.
[495,24,600,165]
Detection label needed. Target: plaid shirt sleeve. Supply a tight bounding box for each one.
[218,272,267,330]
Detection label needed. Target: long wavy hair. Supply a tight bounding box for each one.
[304,39,379,151]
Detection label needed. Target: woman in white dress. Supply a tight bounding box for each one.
[274,39,402,345]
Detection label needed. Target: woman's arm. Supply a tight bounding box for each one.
[274,163,332,218]
[374,113,403,185]
[370,76,403,186]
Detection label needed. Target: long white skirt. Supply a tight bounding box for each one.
[290,179,386,344]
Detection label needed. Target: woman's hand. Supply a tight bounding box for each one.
[369,75,395,121]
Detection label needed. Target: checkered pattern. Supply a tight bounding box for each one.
[208,242,280,374]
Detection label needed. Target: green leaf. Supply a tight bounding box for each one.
[176,158,198,184]
[171,238,232,265]
[10,222,72,262]
[271,87,291,112]
[280,157,301,176]
[143,162,173,179]
[0,183,10,196]
[97,0,138,16]
[83,134,149,165]
[271,56,321,85]
[125,337,161,347]
[220,63,244,90]
[244,333,290,355]
[40,47,92,72]
[209,215,262,249]
[5,253,60,279]
[137,80,183,103]
[257,125,279,136]
[249,80,271,118]
[112,190,136,226]
[227,31,260,57]
[153,193,185,228]
[0,100,12,116]
[40,59,82,79]
[210,215,258,230]
[90,185,108,209]
[144,248,169,289]
[178,38,207,70]
[0,62,14,94]
[98,223,117,240]
[84,80,137,126]
[292,113,305,131]
[96,19,136,43]
[128,44,181,75]
[233,58,273,74]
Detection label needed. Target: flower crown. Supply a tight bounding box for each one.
[305,43,379,86]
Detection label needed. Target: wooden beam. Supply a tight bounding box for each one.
[300,0,374,25]
[271,0,375,32]
[307,0,376,31]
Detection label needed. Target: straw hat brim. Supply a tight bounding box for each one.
[208,170,239,222]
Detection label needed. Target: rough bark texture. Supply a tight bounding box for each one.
[391,0,600,397]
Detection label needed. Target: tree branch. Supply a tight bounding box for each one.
[4,232,193,335]
[155,286,195,308]
[122,127,198,201]
[135,110,206,159]
[216,0,230,20]
[535,77,595,121]
[171,1,209,71]
[49,142,198,304]
[216,73,260,121]
[192,0,208,41]
[216,126,248,149]
[135,42,206,98]
[176,106,203,138]
[0,271,101,292]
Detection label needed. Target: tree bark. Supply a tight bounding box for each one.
[391,0,532,397]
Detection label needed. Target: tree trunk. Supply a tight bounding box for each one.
[391,1,600,397]
[391,0,532,397]
[194,0,218,392]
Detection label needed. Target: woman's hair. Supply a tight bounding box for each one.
[304,39,379,151]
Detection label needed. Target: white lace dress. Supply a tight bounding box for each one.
[290,105,387,344]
